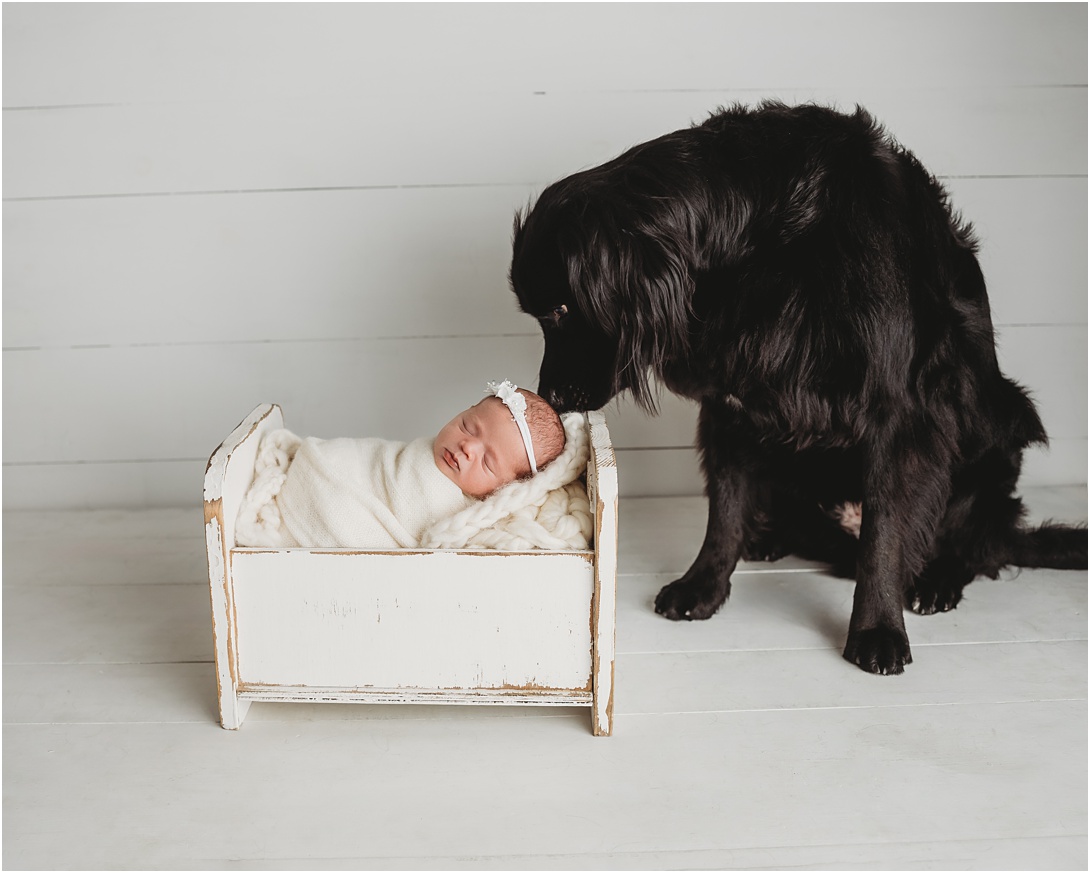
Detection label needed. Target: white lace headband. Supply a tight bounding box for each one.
[485,380,537,474]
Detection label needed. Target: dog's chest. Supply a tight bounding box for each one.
[663,329,864,450]
[664,366,857,451]
[742,391,858,451]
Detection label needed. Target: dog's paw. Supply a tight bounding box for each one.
[907,558,971,615]
[654,572,729,621]
[843,626,913,675]
[908,584,963,615]
[742,547,789,563]
[742,537,790,563]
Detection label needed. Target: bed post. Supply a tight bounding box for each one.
[587,411,618,736]
[203,403,281,729]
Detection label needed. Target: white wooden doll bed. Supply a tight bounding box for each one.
[204,404,618,736]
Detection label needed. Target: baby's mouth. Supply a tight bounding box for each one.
[444,449,459,471]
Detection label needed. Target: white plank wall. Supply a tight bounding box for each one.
[3,3,1087,509]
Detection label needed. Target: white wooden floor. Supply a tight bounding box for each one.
[4,487,1087,870]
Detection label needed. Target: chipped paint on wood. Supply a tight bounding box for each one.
[587,409,617,470]
[203,404,279,502]
[204,511,227,705]
[237,685,594,706]
[204,405,284,729]
[234,547,594,559]
[588,412,619,737]
[205,509,250,729]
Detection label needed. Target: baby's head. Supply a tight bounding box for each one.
[434,381,565,498]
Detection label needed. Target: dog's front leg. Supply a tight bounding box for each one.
[655,399,757,621]
[844,425,952,674]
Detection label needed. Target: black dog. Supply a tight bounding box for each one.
[510,102,1087,675]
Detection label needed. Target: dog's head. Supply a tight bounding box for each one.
[509,173,695,413]
[509,192,619,412]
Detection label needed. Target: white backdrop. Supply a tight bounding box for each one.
[4,3,1086,508]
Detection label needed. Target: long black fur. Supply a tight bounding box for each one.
[509,102,1087,674]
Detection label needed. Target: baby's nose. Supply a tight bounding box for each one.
[460,436,483,459]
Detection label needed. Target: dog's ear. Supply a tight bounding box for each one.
[511,205,527,243]
[564,209,695,411]
[619,228,696,411]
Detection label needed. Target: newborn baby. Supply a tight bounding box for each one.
[235,381,566,550]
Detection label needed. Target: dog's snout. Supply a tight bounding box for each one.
[538,382,571,412]
[541,383,602,414]
[542,385,574,413]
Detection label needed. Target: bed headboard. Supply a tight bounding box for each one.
[204,403,284,551]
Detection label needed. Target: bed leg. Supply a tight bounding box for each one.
[591,567,616,736]
[206,501,249,731]
[592,666,614,737]
[220,697,251,730]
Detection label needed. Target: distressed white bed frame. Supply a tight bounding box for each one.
[204,404,618,736]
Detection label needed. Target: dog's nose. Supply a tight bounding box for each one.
[544,385,595,414]
[544,389,564,410]
[543,387,575,413]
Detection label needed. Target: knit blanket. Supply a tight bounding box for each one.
[235,412,593,551]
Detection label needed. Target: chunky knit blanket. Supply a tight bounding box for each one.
[235,412,592,551]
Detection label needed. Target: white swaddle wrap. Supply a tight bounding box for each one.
[235,433,473,549]
[234,411,593,551]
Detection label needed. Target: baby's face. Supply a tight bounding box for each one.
[434,397,531,498]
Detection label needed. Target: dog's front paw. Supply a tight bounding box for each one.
[654,570,730,621]
[843,626,912,675]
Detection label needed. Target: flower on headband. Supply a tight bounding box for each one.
[486,380,527,418]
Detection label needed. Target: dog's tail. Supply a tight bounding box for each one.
[1007,523,1088,570]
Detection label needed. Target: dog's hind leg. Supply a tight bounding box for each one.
[740,479,854,564]
[767,492,861,578]
[907,554,974,614]
[738,481,791,564]
[908,446,1088,614]
[904,450,1019,614]
[655,399,760,621]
